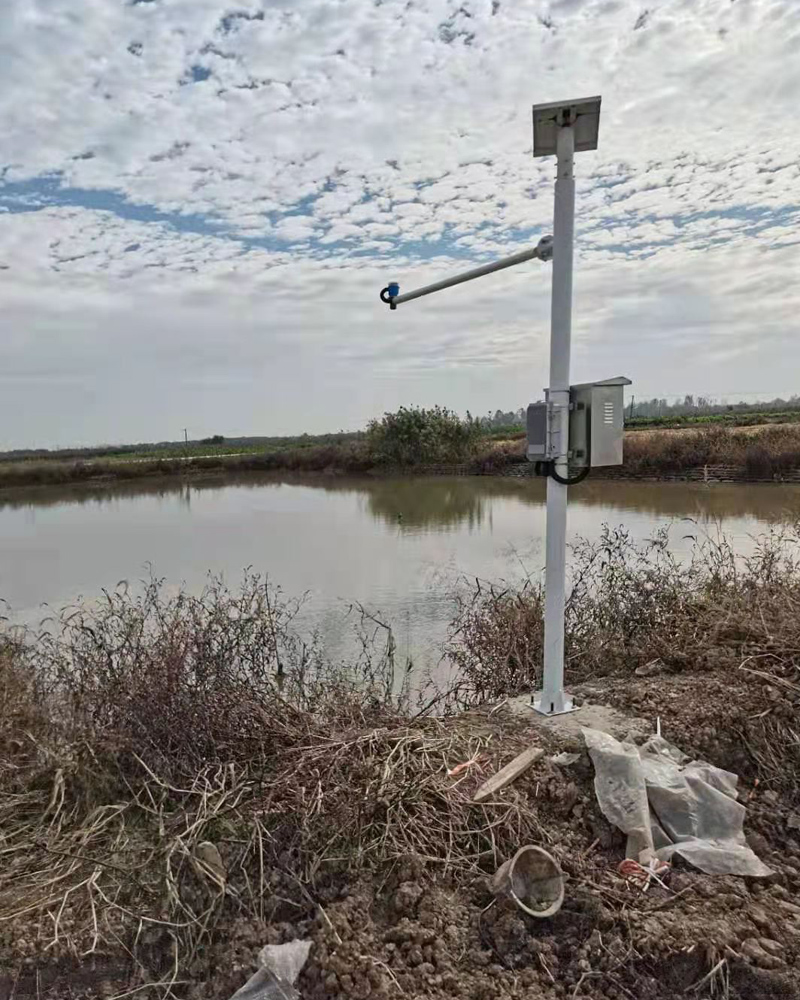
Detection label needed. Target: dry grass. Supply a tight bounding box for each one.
[0,718,576,997]
[0,442,377,490]
[446,523,800,790]
[0,576,550,989]
[0,656,546,990]
[3,535,800,993]
[622,423,800,477]
[448,523,800,689]
[468,424,800,478]
[4,422,800,493]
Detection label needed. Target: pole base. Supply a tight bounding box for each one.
[531,692,578,717]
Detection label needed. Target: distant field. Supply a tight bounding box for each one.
[456,410,800,437]
[6,410,800,466]
[625,409,800,430]
[4,412,800,489]
[92,443,266,462]
[102,432,365,463]
[0,431,364,465]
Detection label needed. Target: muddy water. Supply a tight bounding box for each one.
[1,474,799,670]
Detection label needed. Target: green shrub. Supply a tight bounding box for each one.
[366,405,481,466]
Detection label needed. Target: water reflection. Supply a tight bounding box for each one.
[362,478,492,532]
[0,479,197,512]
[3,471,799,670]
[2,471,799,530]
[357,477,800,529]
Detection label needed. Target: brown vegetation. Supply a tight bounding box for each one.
[622,423,800,478]
[468,423,800,479]
[448,524,800,792]
[466,423,800,480]
[3,533,800,997]
[0,442,377,490]
[3,421,800,491]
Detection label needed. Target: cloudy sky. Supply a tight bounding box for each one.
[1,0,799,448]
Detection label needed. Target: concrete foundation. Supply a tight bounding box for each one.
[506,692,652,747]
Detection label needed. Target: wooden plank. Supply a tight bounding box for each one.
[472,746,545,803]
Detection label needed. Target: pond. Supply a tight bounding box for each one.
[2,473,799,672]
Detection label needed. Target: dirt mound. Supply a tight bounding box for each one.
[590,667,800,805]
[189,709,800,998]
[208,862,800,1000]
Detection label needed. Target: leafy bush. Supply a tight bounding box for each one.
[366,405,482,466]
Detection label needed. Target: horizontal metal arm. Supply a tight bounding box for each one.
[382,235,553,309]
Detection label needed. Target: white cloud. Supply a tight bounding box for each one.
[1,203,798,447]
[3,0,799,241]
[1,0,799,445]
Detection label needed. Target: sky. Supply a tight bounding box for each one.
[1,0,799,449]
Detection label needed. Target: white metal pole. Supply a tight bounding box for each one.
[387,239,552,308]
[536,122,575,715]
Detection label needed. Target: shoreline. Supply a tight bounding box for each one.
[4,422,800,492]
[1,455,799,498]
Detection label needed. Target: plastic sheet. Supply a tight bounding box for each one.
[583,728,772,877]
[228,939,312,1000]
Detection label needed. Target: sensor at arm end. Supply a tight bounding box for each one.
[380,283,400,309]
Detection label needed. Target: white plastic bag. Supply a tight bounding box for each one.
[583,728,771,877]
[229,940,312,1000]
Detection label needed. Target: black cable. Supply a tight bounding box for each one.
[545,461,590,486]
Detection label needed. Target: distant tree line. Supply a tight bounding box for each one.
[628,394,800,418]
[480,409,526,429]
[5,394,800,463]
[476,396,800,428]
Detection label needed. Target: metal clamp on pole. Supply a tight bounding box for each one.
[380,235,553,310]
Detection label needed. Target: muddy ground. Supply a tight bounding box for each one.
[3,665,800,1000]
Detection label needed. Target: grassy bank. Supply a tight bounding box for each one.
[0,431,364,464]
[626,408,800,430]
[3,530,800,997]
[0,440,378,489]
[448,524,800,783]
[4,419,800,491]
